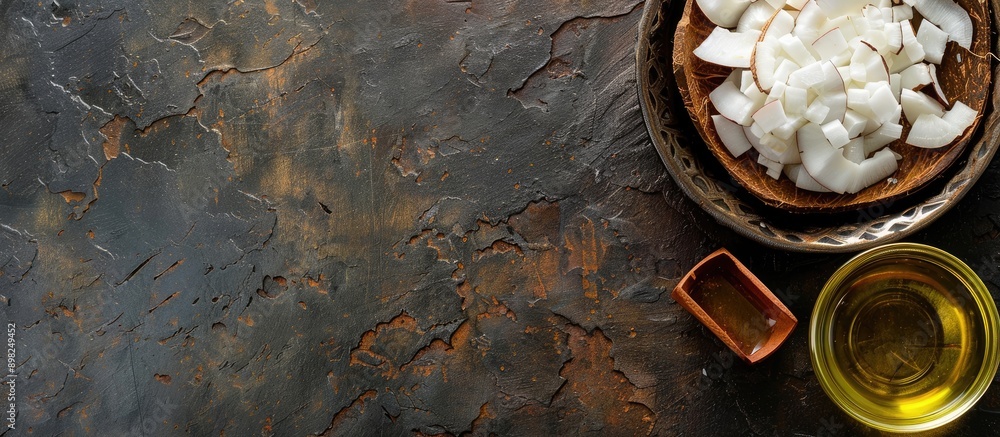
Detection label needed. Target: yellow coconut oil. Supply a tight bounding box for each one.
[689,265,773,356]
[811,244,999,432]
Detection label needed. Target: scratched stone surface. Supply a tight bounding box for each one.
[1,0,1000,436]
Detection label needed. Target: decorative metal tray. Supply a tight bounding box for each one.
[636,0,1000,253]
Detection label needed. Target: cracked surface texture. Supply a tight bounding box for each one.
[2,0,1000,435]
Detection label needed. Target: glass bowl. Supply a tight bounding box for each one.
[810,243,1000,432]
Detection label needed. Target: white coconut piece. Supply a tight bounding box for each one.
[861,117,883,137]
[900,20,926,64]
[892,4,914,22]
[766,80,787,104]
[816,0,870,18]
[848,148,898,193]
[887,51,916,74]
[899,63,932,90]
[784,86,809,115]
[816,61,848,123]
[863,5,886,29]
[906,113,958,148]
[784,164,802,183]
[773,59,800,85]
[712,115,755,157]
[847,88,873,117]
[779,34,817,66]
[825,16,859,41]
[804,99,832,124]
[813,28,850,60]
[695,0,755,28]
[889,73,902,100]
[738,1,780,33]
[767,9,797,37]
[723,68,743,86]
[865,54,891,84]
[756,131,802,164]
[711,81,756,125]
[901,88,945,122]
[753,10,799,91]
[766,166,783,180]
[788,61,826,89]
[843,110,868,137]
[850,12,872,37]
[752,38,781,91]
[822,119,852,148]
[793,0,828,42]
[867,84,899,124]
[916,20,949,64]
[753,100,789,133]
[862,28,890,54]
[819,92,848,124]
[786,0,810,10]
[864,121,903,153]
[695,28,761,68]
[942,101,978,138]
[744,80,769,105]
[836,65,853,84]
[794,164,834,192]
[757,154,784,179]
[885,22,903,53]
[831,47,854,67]
[879,6,894,23]
[818,60,847,92]
[842,138,866,164]
[911,0,973,49]
[850,42,890,83]
[740,70,756,93]
[798,122,858,194]
[774,116,807,140]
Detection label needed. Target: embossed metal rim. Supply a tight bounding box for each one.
[635,0,1000,253]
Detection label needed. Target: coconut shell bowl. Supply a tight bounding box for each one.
[637,0,1000,252]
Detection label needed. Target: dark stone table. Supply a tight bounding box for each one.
[1,0,999,435]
